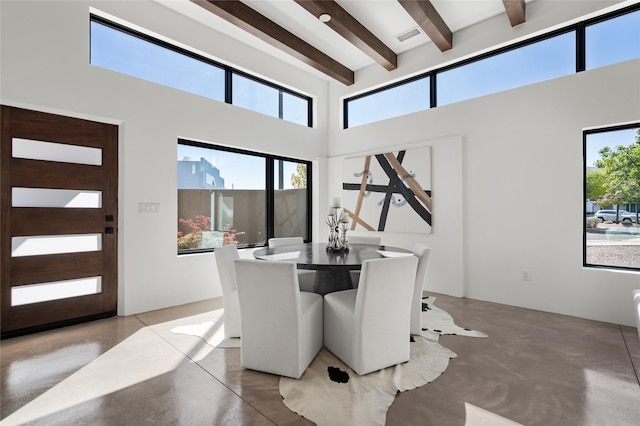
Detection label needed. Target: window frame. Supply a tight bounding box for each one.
[177,138,313,255]
[583,5,640,71]
[583,122,640,272]
[343,3,640,129]
[90,14,313,127]
[434,27,576,107]
[343,73,430,129]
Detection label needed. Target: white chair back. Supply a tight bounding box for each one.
[323,255,417,375]
[268,236,315,292]
[215,244,239,294]
[214,244,241,338]
[268,236,304,247]
[236,260,301,334]
[633,289,640,341]
[234,259,323,378]
[348,235,382,245]
[348,235,383,288]
[411,243,432,335]
[355,256,417,363]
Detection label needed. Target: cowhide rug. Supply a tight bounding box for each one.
[171,296,487,425]
[279,296,487,426]
[419,296,488,340]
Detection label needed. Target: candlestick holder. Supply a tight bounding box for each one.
[326,206,350,253]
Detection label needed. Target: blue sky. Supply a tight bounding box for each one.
[586,128,639,168]
[92,9,638,130]
[348,9,638,127]
[178,143,301,190]
[92,9,640,174]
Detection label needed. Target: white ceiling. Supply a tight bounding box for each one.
[156,0,535,78]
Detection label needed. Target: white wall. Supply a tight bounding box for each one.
[2,0,639,327]
[327,25,640,327]
[0,0,329,315]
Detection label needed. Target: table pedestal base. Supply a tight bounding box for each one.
[313,270,353,296]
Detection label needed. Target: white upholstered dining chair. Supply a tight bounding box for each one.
[347,235,382,245]
[633,289,640,341]
[268,236,304,247]
[268,236,315,292]
[324,255,418,375]
[214,244,241,338]
[348,235,383,288]
[234,259,323,379]
[411,243,432,335]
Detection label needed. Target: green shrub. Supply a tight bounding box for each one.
[585,217,600,228]
[178,231,202,250]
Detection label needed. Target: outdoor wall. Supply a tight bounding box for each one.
[328,61,640,326]
[0,0,329,315]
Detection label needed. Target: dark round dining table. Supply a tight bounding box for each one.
[253,242,413,295]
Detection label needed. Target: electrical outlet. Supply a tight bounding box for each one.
[522,269,531,281]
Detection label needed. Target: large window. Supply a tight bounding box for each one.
[177,140,311,254]
[90,15,312,127]
[231,73,310,126]
[584,124,640,271]
[585,8,640,70]
[437,31,575,106]
[90,17,226,102]
[345,76,430,128]
[344,4,639,129]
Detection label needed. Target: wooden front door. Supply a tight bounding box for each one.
[1,106,118,338]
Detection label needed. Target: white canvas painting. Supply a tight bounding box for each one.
[342,146,432,233]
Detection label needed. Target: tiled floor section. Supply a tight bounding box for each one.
[1,294,639,425]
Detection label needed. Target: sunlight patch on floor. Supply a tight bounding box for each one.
[6,343,100,389]
[583,368,639,422]
[166,309,240,354]
[1,327,185,426]
[464,402,523,426]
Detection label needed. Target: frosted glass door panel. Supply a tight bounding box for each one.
[11,234,102,257]
[13,188,102,208]
[12,138,102,165]
[12,277,102,306]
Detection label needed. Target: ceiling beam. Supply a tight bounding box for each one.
[191,0,354,85]
[502,0,526,27]
[398,0,452,52]
[294,0,397,71]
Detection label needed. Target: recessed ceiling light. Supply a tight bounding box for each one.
[319,13,331,23]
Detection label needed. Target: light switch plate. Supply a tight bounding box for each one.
[139,203,160,215]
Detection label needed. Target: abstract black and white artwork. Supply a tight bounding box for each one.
[342,146,432,233]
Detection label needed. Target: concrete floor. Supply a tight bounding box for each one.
[1,293,639,425]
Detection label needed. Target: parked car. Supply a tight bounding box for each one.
[594,209,638,223]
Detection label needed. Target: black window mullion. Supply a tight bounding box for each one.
[278,91,284,119]
[576,22,586,72]
[225,69,233,104]
[305,161,313,243]
[430,72,437,108]
[343,99,349,129]
[266,158,275,241]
